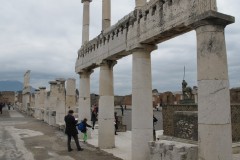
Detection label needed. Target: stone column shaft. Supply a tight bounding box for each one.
[79,70,93,122]
[82,0,92,44]
[196,24,232,160]
[102,0,111,30]
[132,46,156,160]
[66,78,76,111]
[98,60,116,149]
[135,0,146,9]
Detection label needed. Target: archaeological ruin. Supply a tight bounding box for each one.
[15,0,237,160]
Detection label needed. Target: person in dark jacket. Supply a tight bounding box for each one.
[64,110,83,152]
[91,110,97,130]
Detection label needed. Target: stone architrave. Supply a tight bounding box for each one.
[49,81,58,126]
[66,78,76,112]
[98,60,117,149]
[131,45,157,160]
[78,70,93,139]
[196,24,233,159]
[55,78,66,125]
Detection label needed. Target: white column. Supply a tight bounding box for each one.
[135,0,146,9]
[102,0,111,30]
[78,70,93,138]
[82,0,92,44]
[98,60,117,149]
[196,24,232,160]
[132,45,156,160]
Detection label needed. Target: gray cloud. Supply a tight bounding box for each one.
[0,0,239,95]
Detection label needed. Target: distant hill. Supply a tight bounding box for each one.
[0,80,36,92]
[0,81,23,92]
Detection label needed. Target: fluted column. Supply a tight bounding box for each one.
[131,45,157,160]
[82,0,92,44]
[102,0,111,30]
[98,60,117,149]
[196,24,232,160]
[135,0,146,9]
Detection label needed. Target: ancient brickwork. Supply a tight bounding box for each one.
[163,105,240,142]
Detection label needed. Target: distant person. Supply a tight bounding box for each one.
[0,103,3,114]
[77,118,92,142]
[91,110,98,130]
[124,105,127,110]
[120,105,124,116]
[8,103,11,110]
[114,112,119,135]
[153,115,158,141]
[64,110,83,152]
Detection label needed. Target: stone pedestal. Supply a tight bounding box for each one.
[196,24,232,160]
[98,60,116,149]
[132,46,156,160]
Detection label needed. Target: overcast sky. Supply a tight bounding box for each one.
[0,0,239,95]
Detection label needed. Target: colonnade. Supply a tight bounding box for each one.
[77,0,233,160]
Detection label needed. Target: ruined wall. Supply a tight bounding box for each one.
[163,105,240,142]
[0,91,15,104]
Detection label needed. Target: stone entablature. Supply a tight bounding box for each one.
[75,0,233,72]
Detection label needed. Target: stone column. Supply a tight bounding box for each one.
[78,70,93,121]
[49,81,58,126]
[39,87,46,120]
[102,0,111,30]
[66,78,76,112]
[131,45,157,160]
[82,0,92,44]
[98,60,117,149]
[196,24,232,160]
[55,78,66,125]
[34,89,40,119]
[135,0,146,9]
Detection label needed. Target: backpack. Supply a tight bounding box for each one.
[77,122,84,132]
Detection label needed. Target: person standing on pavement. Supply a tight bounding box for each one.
[120,105,124,116]
[114,112,119,135]
[78,118,92,142]
[64,110,83,152]
[0,103,3,114]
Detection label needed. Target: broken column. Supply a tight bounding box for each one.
[49,81,58,126]
[66,78,76,112]
[196,23,233,159]
[39,87,46,120]
[98,60,116,149]
[55,78,66,125]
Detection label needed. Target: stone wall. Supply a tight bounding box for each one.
[162,105,240,142]
[149,140,198,160]
[0,91,15,104]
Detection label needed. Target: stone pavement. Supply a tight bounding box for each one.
[0,107,121,160]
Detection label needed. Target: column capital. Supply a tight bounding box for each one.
[81,0,92,3]
[129,44,157,53]
[100,60,117,69]
[78,69,94,76]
